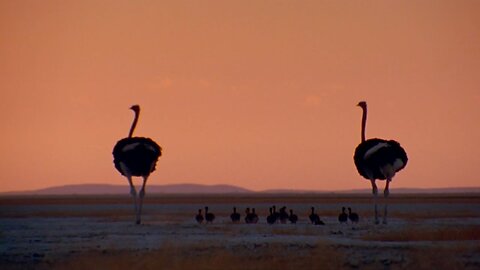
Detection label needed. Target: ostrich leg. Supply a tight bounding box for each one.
[137,176,149,224]
[126,176,139,224]
[370,179,379,224]
[383,178,391,224]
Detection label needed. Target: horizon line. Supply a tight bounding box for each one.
[2,182,480,195]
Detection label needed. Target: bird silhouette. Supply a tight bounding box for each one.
[288,209,298,224]
[338,207,348,224]
[113,105,161,224]
[267,207,277,224]
[309,207,319,224]
[279,206,289,224]
[354,101,408,224]
[205,206,215,223]
[245,207,252,223]
[230,207,241,223]
[348,207,359,224]
[195,209,204,224]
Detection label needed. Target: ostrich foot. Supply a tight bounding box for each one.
[135,209,141,225]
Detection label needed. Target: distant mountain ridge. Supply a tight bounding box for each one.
[5,183,252,195]
[2,184,480,195]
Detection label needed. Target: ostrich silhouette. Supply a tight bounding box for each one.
[309,207,319,224]
[348,207,359,224]
[288,209,298,224]
[205,206,215,223]
[354,101,408,224]
[195,209,204,224]
[113,105,161,224]
[279,206,289,224]
[230,207,241,223]
[338,207,348,224]
[266,207,276,224]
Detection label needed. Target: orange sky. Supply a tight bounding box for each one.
[1,0,479,192]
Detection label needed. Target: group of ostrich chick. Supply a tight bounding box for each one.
[194,206,360,225]
[113,101,408,225]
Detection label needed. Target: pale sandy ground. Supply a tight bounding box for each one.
[1,194,479,269]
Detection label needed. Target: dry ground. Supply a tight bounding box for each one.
[1,194,480,269]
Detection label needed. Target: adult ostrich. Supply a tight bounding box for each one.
[354,101,408,224]
[113,105,162,224]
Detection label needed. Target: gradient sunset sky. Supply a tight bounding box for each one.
[1,0,479,192]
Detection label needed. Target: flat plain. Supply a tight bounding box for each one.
[1,193,480,269]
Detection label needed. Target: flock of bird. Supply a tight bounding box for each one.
[194,206,360,225]
[113,101,408,225]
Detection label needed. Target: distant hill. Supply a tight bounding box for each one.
[5,183,253,195]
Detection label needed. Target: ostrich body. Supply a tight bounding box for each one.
[245,207,259,224]
[195,209,204,224]
[338,207,348,224]
[288,209,298,224]
[266,208,277,224]
[354,101,408,224]
[309,207,319,224]
[314,218,325,225]
[205,207,215,223]
[113,105,161,224]
[348,207,359,224]
[279,206,289,224]
[230,207,241,223]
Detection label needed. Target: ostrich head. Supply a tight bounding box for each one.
[357,101,367,109]
[130,104,140,113]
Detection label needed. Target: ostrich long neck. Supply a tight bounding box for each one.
[361,105,367,142]
[128,110,139,138]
